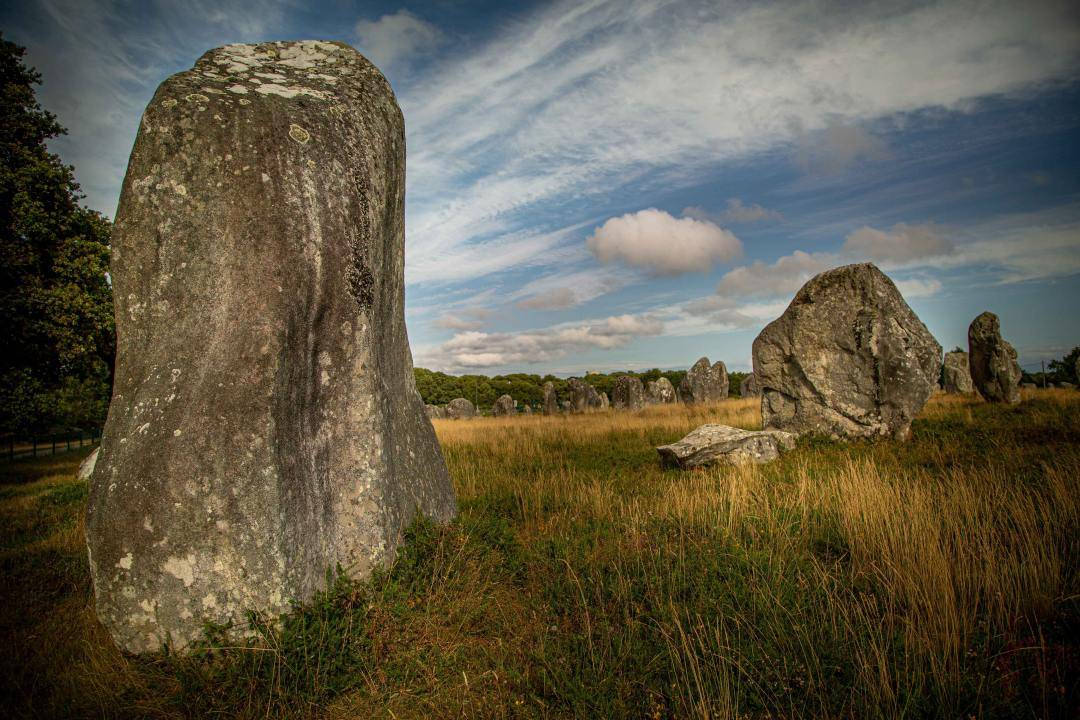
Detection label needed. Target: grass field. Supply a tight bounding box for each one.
[1,391,1077,719]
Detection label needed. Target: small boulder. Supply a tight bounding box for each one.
[657,424,796,470]
[753,263,941,439]
[611,376,646,410]
[492,394,516,416]
[646,377,677,404]
[942,351,974,394]
[678,358,729,404]
[566,378,603,412]
[968,312,1021,404]
[522,405,533,415]
[542,382,559,415]
[77,447,100,481]
[739,374,760,398]
[445,398,477,419]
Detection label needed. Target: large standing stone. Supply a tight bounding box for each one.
[611,375,646,410]
[657,425,797,469]
[968,312,1021,404]
[646,377,677,404]
[753,263,941,439]
[542,382,559,416]
[678,358,729,404]
[941,350,974,394]
[566,378,602,412]
[739,374,760,398]
[86,41,456,655]
[445,398,477,419]
[492,394,516,416]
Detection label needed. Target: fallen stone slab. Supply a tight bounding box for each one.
[657,424,797,470]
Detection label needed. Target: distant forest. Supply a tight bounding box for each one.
[414,367,751,410]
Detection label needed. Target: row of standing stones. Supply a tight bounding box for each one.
[82,41,1041,655]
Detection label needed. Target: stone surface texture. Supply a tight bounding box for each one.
[445,398,477,419]
[566,378,603,413]
[542,382,559,416]
[86,41,456,655]
[646,377,676,404]
[753,263,941,439]
[492,394,516,416]
[657,424,797,470]
[968,312,1022,404]
[942,350,974,394]
[678,357,729,404]
[611,376,646,411]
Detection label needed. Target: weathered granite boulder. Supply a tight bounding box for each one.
[678,358,729,404]
[657,425,797,469]
[646,377,676,404]
[425,404,445,419]
[611,376,646,411]
[445,398,477,419]
[942,350,974,394]
[86,41,456,655]
[753,263,941,439]
[77,447,100,481]
[566,378,602,412]
[968,312,1021,404]
[542,382,559,415]
[492,394,516,416]
[739,374,760,398]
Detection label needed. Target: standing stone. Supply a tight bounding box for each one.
[739,374,760,398]
[77,447,100,481]
[445,398,477,419]
[753,263,941,439]
[425,404,445,419]
[1021,382,1036,390]
[542,382,559,416]
[941,351,974,394]
[492,394,516,416]
[566,378,602,412]
[600,392,610,410]
[646,377,677,404]
[522,404,532,415]
[86,41,456,655]
[611,375,646,410]
[678,358,729,404]
[968,312,1021,404]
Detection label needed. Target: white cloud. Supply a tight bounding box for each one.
[894,277,943,298]
[418,313,663,370]
[517,287,579,310]
[719,198,783,224]
[794,122,890,174]
[586,208,742,276]
[843,223,953,264]
[354,9,442,72]
[433,308,492,331]
[715,250,836,299]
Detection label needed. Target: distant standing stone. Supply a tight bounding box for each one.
[522,404,533,415]
[425,404,445,419]
[1059,382,1076,390]
[1021,382,1037,390]
[542,382,559,415]
[646,377,677,404]
[492,394,516,416]
[600,392,610,410]
[678,357,729,404]
[753,263,941,439]
[657,425,797,469]
[85,41,456,655]
[942,351,974,394]
[739,374,760,398]
[445,398,477,419]
[77,447,100,481]
[968,312,1021,404]
[566,378,603,412]
[611,375,646,410]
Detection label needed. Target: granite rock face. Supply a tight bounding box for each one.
[566,378,602,412]
[678,357,729,404]
[657,425,797,470]
[611,376,646,411]
[942,350,974,394]
[753,263,941,439]
[646,377,676,404]
[492,394,516,416]
[445,398,477,419]
[542,382,559,416]
[86,41,456,655]
[968,312,1021,404]
[739,374,760,398]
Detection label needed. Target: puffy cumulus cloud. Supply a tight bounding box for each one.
[715,250,836,299]
[419,314,663,370]
[686,199,783,225]
[517,287,579,310]
[586,208,742,276]
[843,223,953,264]
[894,277,942,298]
[355,9,442,71]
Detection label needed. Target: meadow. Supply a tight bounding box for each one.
[1,391,1076,719]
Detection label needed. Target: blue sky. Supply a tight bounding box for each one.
[5,0,1080,376]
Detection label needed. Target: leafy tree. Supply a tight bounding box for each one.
[0,36,113,435]
[1048,346,1079,384]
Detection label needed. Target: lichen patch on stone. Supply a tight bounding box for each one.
[289,124,311,144]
